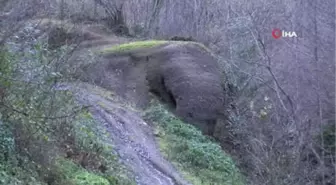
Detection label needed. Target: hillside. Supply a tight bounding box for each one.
[0,19,243,185]
[1,1,334,185]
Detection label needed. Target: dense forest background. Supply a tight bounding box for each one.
[1,0,335,185]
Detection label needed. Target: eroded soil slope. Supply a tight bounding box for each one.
[64,83,192,185]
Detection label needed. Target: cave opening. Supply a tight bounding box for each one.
[148,76,177,109]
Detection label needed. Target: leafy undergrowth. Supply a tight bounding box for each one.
[143,102,245,185]
[0,111,135,185]
[0,40,134,185]
[46,158,110,185]
[64,112,136,185]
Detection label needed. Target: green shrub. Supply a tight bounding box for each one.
[0,162,45,185]
[73,171,110,185]
[321,122,335,156]
[0,41,134,185]
[0,123,15,161]
[55,158,109,185]
[0,47,14,89]
[72,112,135,185]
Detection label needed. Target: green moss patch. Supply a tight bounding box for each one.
[320,122,335,157]
[100,40,214,60]
[143,102,245,185]
[102,40,169,54]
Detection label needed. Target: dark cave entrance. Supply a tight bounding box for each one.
[166,89,177,108]
[149,76,177,109]
[160,77,177,108]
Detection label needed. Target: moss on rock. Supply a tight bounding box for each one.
[100,40,211,55]
[101,40,169,54]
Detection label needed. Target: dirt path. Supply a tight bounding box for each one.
[64,83,192,185]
